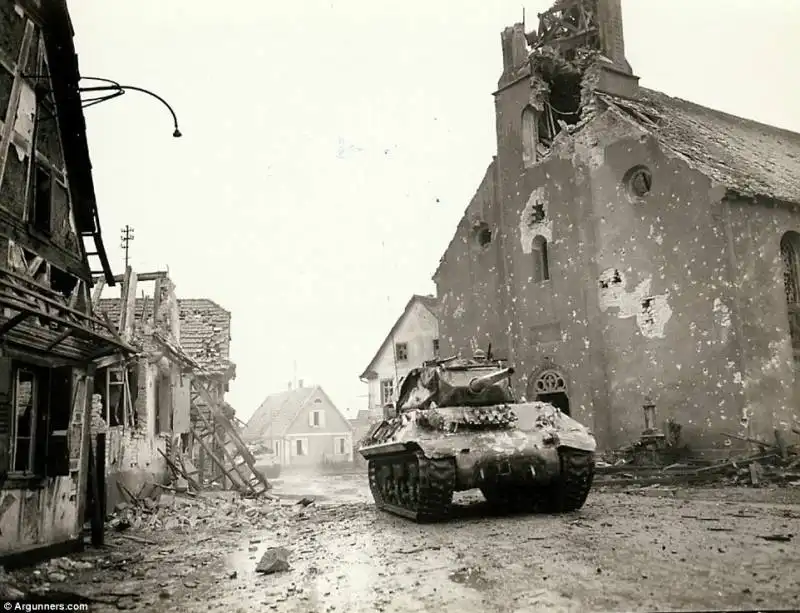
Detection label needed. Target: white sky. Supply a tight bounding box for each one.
[68,0,800,421]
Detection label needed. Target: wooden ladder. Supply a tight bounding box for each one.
[189,379,271,496]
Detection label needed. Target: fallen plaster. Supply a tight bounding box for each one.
[598,270,673,339]
[520,188,552,253]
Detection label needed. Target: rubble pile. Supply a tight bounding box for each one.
[596,428,800,488]
[108,491,289,534]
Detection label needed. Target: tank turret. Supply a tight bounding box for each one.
[395,356,516,411]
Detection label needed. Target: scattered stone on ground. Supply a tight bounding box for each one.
[255,547,292,574]
[2,472,800,612]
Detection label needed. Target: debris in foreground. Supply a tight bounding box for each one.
[597,427,800,488]
[256,547,292,575]
[107,489,286,533]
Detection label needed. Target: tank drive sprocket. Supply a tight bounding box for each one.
[368,449,456,522]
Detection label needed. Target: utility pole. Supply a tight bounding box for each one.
[120,225,134,269]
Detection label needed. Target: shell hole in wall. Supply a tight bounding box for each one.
[641,297,656,326]
[472,222,492,248]
[623,165,653,199]
[598,268,623,289]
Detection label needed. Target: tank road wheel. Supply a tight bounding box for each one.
[540,449,595,513]
[367,450,455,523]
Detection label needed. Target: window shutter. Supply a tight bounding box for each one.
[319,410,326,428]
[308,411,314,427]
[46,366,73,476]
[0,357,13,475]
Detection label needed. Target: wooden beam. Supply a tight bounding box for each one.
[99,311,125,345]
[121,270,138,342]
[92,353,125,370]
[90,277,105,308]
[113,271,167,283]
[45,327,73,351]
[118,267,132,333]
[0,312,30,337]
[0,214,90,282]
[0,267,106,328]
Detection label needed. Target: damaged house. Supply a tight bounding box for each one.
[0,0,136,561]
[434,0,800,454]
[96,279,268,507]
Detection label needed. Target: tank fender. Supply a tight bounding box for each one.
[359,440,423,460]
[553,429,597,453]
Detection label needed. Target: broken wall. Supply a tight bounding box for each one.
[105,427,168,510]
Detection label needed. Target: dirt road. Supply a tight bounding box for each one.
[5,473,800,612]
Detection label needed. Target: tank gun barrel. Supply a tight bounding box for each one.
[468,367,515,393]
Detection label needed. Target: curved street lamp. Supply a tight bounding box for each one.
[78,76,182,137]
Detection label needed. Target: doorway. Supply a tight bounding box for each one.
[537,391,570,415]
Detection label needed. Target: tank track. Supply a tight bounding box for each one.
[540,448,595,512]
[367,449,456,523]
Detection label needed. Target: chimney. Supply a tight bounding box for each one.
[298,379,304,388]
[499,23,529,84]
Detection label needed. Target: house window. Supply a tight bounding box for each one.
[312,410,320,427]
[781,231,800,365]
[3,360,72,478]
[31,163,52,234]
[11,369,37,472]
[395,342,408,362]
[532,235,550,282]
[50,266,78,300]
[295,439,306,456]
[433,338,440,356]
[100,365,136,428]
[380,378,394,405]
[336,437,346,455]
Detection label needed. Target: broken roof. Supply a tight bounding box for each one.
[97,297,235,378]
[242,385,349,441]
[358,294,441,380]
[597,88,800,204]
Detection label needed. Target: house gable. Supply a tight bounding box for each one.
[359,295,440,380]
[242,386,316,442]
[285,387,352,436]
[370,301,438,382]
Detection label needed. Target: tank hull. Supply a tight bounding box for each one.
[359,402,596,522]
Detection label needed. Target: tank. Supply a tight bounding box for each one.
[358,352,597,522]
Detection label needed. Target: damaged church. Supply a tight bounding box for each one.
[434,0,800,454]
